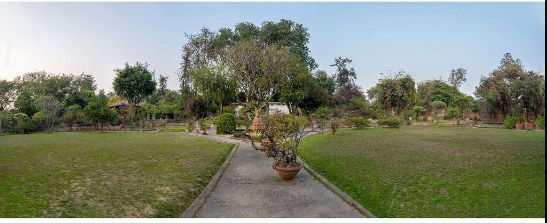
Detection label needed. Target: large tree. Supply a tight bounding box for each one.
[113,62,156,106]
[475,53,545,121]
[189,64,238,114]
[0,80,15,111]
[330,57,357,89]
[225,40,299,119]
[367,71,416,115]
[448,68,467,89]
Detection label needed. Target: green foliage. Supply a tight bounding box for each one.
[377,117,403,128]
[503,115,519,129]
[314,107,330,118]
[446,107,462,119]
[189,64,237,114]
[343,96,370,117]
[222,107,236,115]
[31,110,48,129]
[475,53,545,121]
[367,72,416,114]
[13,112,32,133]
[411,106,426,120]
[430,100,447,116]
[348,117,370,129]
[331,57,357,88]
[84,91,118,128]
[260,112,311,166]
[185,96,209,120]
[216,113,236,134]
[535,114,545,128]
[113,62,156,105]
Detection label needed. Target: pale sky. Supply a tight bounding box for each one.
[0,2,545,96]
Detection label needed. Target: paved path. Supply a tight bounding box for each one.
[189,132,366,218]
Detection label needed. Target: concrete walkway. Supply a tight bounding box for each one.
[187,132,368,218]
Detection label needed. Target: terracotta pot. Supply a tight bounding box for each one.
[200,130,207,135]
[273,160,304,180]
[516,123,525,130]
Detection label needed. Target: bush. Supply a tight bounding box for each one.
[504,115,519,129]
[536,114,545,128]
[378,117,403,128]
[216,113,236,134]
[348,117,370,129]
[222,107,236,115]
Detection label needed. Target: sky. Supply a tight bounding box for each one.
[0,2,545,96]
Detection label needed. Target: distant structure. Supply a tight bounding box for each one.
[233,102,290,115]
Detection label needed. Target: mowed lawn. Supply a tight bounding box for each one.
[298,128,545,217]
[0,132,233,217]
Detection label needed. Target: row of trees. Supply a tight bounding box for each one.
[1,20,544,134]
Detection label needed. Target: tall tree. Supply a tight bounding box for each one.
[113,62,156,106]
[189,64,238,114]
[225,40,298,119]
[313,70,336,95]
[330,57,357,89]
[367,71,416,115]
[0,80,15,111]
[84,90,118,130]
[448,68,467,89]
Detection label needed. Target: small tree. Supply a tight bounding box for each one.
[448,68,467,89]
[36,96,63,132]
[113,62,156,112]
[84,90,118,130]
[411,106,426,120]
[13,113,29,134]
[446,107,462,125]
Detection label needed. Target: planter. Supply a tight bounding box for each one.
[273,160,304,180]
[200,130,207,135]
[515,123,525,130]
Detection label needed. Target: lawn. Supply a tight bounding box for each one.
[0,132,233,217]
[298,128,545,217]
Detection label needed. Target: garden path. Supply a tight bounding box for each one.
[185,131,367,218]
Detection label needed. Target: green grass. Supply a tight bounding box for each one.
[298,128,545,217]
[161,126,187,131]
[0,132,233,217]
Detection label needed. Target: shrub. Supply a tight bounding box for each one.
[446,107,462,120]
[329,119,341,135]
[348,117,370,129]
[503,115,519,129]
[378,117,403,128]
[216,113,236,134]
[222,107,236,115]
[536,114,545,128]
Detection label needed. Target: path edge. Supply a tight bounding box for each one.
[302,162,376,218]
[181,141,239,218]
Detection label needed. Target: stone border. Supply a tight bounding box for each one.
[181,142,239,218]
[302,162,376,218]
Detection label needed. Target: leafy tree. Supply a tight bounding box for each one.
[313,70,336,95]
[446,107,462,121]
[367,72,416,115]
[36,96,63,131]
[13,112,29,134]
[330,57,357,89]
[0,80,15,111]
[225,40,298,119]
[335,83,364,105]
[280,65,325,114]
[475,53,545,121]
[15,90,38,117]
[84,90,118,130]
[448,68,467,89]
[185,95,209,120]
[158,74,168,95]
[417,79,465,111]
[113,62,156,106]
[189,64,237,114]
[64,104,82,127]
[411,106,426,120]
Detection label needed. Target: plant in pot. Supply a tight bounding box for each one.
[199,120,210,135]
[246,111,322,180]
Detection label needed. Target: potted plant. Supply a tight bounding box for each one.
[246,112,322,180]
[199,120,210,135]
